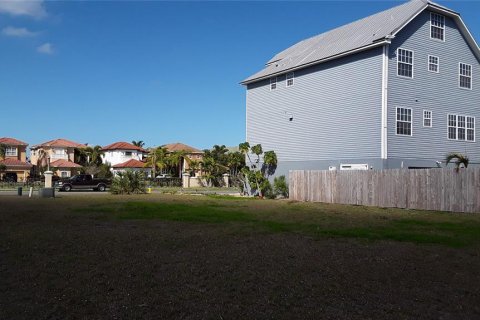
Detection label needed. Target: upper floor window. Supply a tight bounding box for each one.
[430,13,445,41]
[125,151,133,157]
[397,48,413,78]
[5,147,17,157]
[423,110,432,127]
[396,107,412,136]
[459,63,472,89]
[270,77,277,90]
[448,114,475,141]
[428,55,439,73]
[53,148,66,155]
[286,72,294,87]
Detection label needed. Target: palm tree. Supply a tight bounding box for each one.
[0,163,6,180]
[227,151,245,177]
[84,145,104,166]
[262,150,278,179]
[445,152,469,172]
[168,150,188,177]
[132,140,145,148]
[144,147,169,178]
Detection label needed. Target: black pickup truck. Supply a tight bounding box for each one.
[57,174,110,192]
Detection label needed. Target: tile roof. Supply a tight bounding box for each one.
[50,159,82,168]
[163,143,203,154]
[0,137,28,146]
[112,159,148,169]
[0,158,32,168]
[32,139,86,149]
[101,142,147,153]
[242,0,478,84]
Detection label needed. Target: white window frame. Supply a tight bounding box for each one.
[270,77,277,91]
[428,55,439,73]
[396,107,413,136]
[423,110,432,127]
[397,48,414,79]
[286,72,294,87]
[459,62,472,90]
[5,147,18,157]
[447,114,475,142]
[430,12,445,42]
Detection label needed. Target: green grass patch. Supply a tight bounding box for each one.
[76,199,480,248]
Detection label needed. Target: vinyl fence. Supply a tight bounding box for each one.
[289,168,480,213]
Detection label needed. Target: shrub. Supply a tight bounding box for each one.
[273,175,289,198]
[111,170,147,195]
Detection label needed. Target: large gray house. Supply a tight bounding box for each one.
[242,0,479,176]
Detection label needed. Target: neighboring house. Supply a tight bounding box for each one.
[101,141,147,167]
[30,138,86,177]
[112,159,152,177]
[163,142,204,176]
[0,137,32,182]
[242,0,480,176]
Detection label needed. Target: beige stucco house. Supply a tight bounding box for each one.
[30,138,86,178]
[0,137,32,182]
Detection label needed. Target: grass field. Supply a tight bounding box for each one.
[1,194,480,319]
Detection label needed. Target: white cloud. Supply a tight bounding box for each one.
[2,26,37,37]
[0,0,47,19]
[37,42,53,54]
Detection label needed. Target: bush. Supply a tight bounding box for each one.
[110,170,147,195]
[261,179,275,199]
[273,175,289,198]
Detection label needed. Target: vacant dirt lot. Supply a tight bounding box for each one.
[1,194,479,319]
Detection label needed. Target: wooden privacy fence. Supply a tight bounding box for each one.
[289,168,480,213]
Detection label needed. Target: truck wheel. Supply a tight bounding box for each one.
[64,185,72,192]
[98,184,106,192]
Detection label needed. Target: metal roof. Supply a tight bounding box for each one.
[241,0,479,84]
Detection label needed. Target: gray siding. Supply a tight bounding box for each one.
[246,48,383,165]
[388,10,480,164]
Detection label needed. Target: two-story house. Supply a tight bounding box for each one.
[242,0,479,177]
[30,138,85,177]
[101,141,147,166]
[0,137,32,182]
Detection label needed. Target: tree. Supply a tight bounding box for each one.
[82,145,104,166]
[168,150,188,177]
[0,163,6,180]
[144,146,169,178]
[0,143,6,159]
[239,142,278,197]
[132,140,145,148]
[445,152,469,172]
[110,170,146,195]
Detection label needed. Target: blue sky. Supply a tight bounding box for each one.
[1,0,479,150]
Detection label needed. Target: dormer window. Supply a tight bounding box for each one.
[430,13,445,41]
[286,72,294,87]
[270,77,277,90]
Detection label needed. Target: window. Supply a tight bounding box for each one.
[53,148,66,155]
[428,55,439,73]
[5,147,17,156]
[61,171,70,178]
[286,72,294,87]
[423,110,432,127]
[397,48,413,78]
[270,77,277,90]
[396,107,412,136]
[448,114,475,141]
[125,151,132,156]
[430,13,445,41]
[459,63,472,89]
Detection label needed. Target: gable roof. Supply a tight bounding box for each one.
[32,138,86,149]
[0,137,28,146]
[163,143,203,154]
[50,159,82,168]
[101,142,147,153]
[112,159,147,169]
[242,0,480,84]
